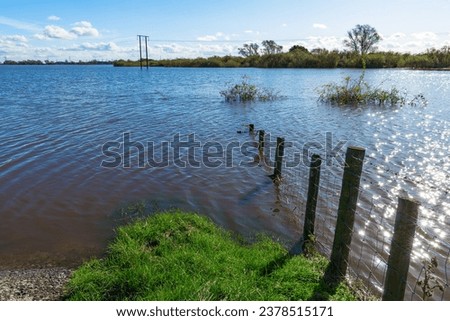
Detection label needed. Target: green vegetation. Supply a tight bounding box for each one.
[317,72,407,106]
[316,24,429,107]
[65,210,356,301]
[220,76,279,102]
[417,257,444,300]
[112,46,450,69]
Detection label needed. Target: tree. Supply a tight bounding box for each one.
[261,40,283,55]
[311,48,329,55]
[289,45,309,53]
[343,24,381,56]
[238,43,260,57]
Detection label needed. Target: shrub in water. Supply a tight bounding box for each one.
[317,72,424,106]
[220,76,279,102]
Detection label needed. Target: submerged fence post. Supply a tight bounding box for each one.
[258,130,265,152]
[249,124,255,134]
[325,146,365,282]
[273,137,285,179]
[382,197,419,301]
[303,154,322,248]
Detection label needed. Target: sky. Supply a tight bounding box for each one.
[1,0,450,61]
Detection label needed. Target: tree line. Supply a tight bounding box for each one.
[114,46,450,69]
[114,25,450,69]
[1,59,113,65]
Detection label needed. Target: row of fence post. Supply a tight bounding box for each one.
[250,124,421,301]
[249,124,284,180]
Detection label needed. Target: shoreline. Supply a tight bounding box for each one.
[0,267,73,301]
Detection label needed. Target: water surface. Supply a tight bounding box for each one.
[0,65,449,299]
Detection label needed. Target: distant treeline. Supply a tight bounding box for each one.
[1,60,113,65]
[114,46,450,69]
[4,46,450,69]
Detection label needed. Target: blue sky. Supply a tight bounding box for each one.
[1,0,450,61]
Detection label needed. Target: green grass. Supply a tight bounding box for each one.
[65,210,356,301]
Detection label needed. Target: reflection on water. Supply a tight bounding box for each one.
[0,66,449,299]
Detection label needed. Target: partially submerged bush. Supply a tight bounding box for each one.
[220,76,279,102]
[317,73,409,106]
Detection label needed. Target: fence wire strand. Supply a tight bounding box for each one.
[271,141,449,301]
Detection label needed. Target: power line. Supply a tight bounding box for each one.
[147,38,313,43]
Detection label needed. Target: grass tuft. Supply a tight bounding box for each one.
[65,210,356,301]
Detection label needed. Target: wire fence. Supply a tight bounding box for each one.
[258,130,449,301]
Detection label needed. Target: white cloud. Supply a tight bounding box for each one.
[155,43,195,54]
[197,32,231,42]
[0,38,133,61]
[197,35,218,41]
[34,21,100,40]
[282,23,288,28]
[42,25,77,40]
[48,15,61,21]
[152,42,236,58]
[377,31,450,53]
[2,35,28,42]
[70,21,99,37]
[306,36,342,49]
[242,29,260,37]
[33,33,48,40]
[412,31,438,41]
[0,36,30,57]
[71,42,120,51]
[313,23,327,30]
[198,43,234,55]
[389,32,406,39]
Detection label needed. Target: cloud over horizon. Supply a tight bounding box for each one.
[69,42,120,51]
[2,15,450,61]
[70,21,99,37]
[313,23,327,30]
[34,20,99,40]
[197,32,230,42]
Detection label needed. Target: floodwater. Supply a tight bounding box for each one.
[0,66,449,299]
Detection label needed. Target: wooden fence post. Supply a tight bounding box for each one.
[273,137,285,179]
[325,146,365,282]
[303,154,322,248]
[382,197,419,301]
[258,130,265,152]
[249,124,255,134]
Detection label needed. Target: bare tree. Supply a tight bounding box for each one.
[343,24,381,56]
[261,40,283,55]
[238,43,260,57]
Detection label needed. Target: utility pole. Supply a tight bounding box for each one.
[137,35,149,70]
[138,35,142,69]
